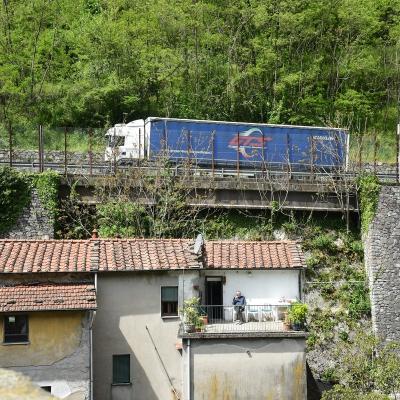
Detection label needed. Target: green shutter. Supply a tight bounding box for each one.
[113,354,130,384]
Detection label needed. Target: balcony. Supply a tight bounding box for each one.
[179,304,306,338]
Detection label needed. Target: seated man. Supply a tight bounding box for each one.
[232,290,246,324]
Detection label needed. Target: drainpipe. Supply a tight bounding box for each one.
[89,310,96,400]
[186,339,191,400]
[89,273,97,400]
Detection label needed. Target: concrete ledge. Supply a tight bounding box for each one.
[179,331,308,339]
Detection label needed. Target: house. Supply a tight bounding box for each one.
[90,238,307,400]
[0,240,97,399]
[0,237,307,400]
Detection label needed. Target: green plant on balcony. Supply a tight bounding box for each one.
[287,302,308,331]
[181,297,201,333]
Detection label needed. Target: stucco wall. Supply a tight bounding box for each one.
[203,270,301,304]
[0,311,90,399]
[93,271,190,400]
[93,269,303,400]
[364,185,400,341]
[185,337,306,400]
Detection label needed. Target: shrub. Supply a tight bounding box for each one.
[311,233,336,251]
[97,201,149,237]
[31,170,60,218]
[0,167,31,233]
[357,174,380,234]
[287,302,308,325]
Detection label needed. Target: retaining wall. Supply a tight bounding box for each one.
[364,185,400,341]
[0,189,54,240]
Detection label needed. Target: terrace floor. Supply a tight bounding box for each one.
[204,320,286,333]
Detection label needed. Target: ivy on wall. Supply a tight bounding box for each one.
[0,168,60,234]
[31,170,60,219]
[0,167,31,233]
[357,174,381,234]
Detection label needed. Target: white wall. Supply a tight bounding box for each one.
[187,338,307,400]
[94,271,186,400]
[204,269,300,305]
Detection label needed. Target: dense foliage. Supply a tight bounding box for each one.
[321,333,400,399]
[357,174,381,233]
[0,167,31,233]
[0,168,59,234]
[31,170,60,218]
[0,0,399,157]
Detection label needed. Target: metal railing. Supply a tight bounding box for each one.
[0,157,398,182]
[181,304,300,334]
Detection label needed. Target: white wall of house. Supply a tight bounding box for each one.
[93,268,303,400]
[204,269,301,305]
[94,271,201,400]
[184,337,307,400]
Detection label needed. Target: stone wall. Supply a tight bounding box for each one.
[364,185,400,341]
[0,149,104,165]
[351,162,398,177]
[0,189,54,239]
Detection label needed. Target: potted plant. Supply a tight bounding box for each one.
[199,310,208,326]
[195,318,205,332]
[181,297,201,333]
[287,302,308,331]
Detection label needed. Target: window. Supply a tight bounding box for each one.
[161,286,178,317]
[108,135,125,147]
[41,386,51,393]
[113,354,130,384]
[4,315,28,343]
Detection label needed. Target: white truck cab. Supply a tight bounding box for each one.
[104,119,145,163]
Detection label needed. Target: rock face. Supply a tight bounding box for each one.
[0,189,54,239]
[351,162,398,177]
[364,185,400,341]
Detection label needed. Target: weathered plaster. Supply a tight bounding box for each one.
[94,271,185,400]
[0,311,90,400]
[0,312,83,366]
[185,337,307,400]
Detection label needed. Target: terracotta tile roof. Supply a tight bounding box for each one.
[0,240,92,273]
[0,282,96,312]
[0,238,304,273]
[96,239,202,271]
[204,241,305,269]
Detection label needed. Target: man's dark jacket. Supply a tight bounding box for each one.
[232,295,246,310]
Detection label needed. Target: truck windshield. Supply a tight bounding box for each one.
[107,135,125,147]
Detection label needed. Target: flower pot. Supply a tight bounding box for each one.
[184,323,195,333]
[200,316,208,325]
[292,322,303,331]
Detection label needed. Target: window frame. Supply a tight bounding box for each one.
[160,285,179,318]
[112,354,131,385]
[3,314,29,344]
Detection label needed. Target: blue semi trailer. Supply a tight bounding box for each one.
[105,117,349,171]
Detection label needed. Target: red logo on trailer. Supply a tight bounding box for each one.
[228,128,272,158]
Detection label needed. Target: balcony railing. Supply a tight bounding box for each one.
[181,304,302,334]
